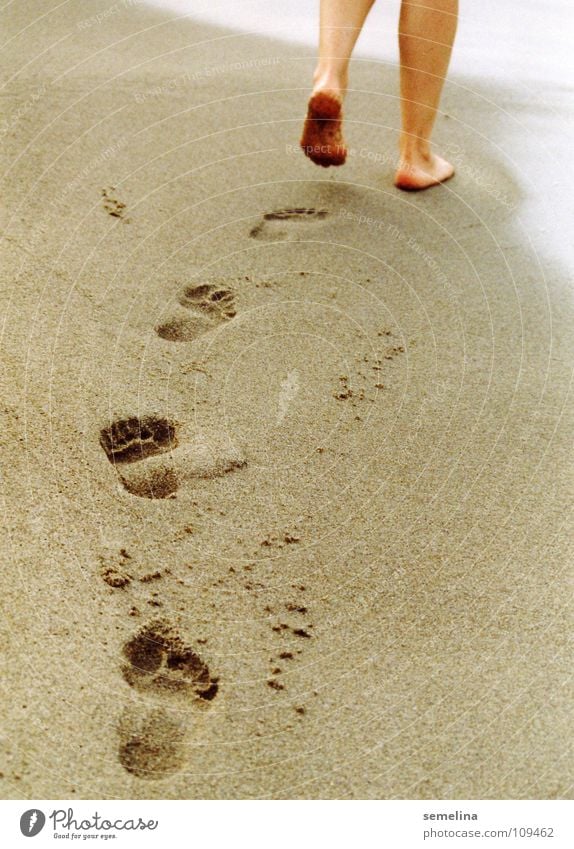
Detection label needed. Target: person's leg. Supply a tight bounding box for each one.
[395,0,458,190]
[301,0,375,167]
[313,0,376,98]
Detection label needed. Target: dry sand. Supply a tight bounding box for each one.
[0,0,572,799]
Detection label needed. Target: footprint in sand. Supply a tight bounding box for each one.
[117,707,186,779]
[156,282,236,343]
[99,414,245,499]
[249,207,328,241]
[102,186,127,220]
[118,619,218,778]
[121,619,219,701]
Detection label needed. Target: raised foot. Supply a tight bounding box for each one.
[394,153,454,192]
[300,91,347,168]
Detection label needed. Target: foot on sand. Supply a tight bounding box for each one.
[156,283,236,342]
[394,150,455,191]
[249,207,328,240]
[300,91,347,168]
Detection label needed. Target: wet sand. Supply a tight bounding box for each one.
[0,0,572,799]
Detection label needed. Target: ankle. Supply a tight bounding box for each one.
[312,67,348,99]
[399,135,432,163]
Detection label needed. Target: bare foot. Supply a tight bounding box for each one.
[394,150,454,191]
[300,91,347,168]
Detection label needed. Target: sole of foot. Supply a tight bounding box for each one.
[300,91,347,168]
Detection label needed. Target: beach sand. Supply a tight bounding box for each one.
[0,0,572,799]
